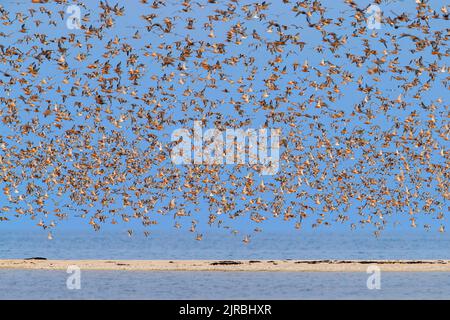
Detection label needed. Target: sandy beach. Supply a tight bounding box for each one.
[1,259,449,272]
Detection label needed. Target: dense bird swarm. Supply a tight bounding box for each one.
[0,0,448,240]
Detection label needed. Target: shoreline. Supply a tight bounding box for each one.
[1,259,450,272]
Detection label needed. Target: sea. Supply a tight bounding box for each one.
[0,230,449,299]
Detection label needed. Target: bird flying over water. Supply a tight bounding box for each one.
[0,0,448,240]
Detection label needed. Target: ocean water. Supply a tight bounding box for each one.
[1,230,450,260]
[0,270,449,299]
[1,230,449,299]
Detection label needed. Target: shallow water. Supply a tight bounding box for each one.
[1,230,450,260]
[0,270,449,299]
[1,231,449,299]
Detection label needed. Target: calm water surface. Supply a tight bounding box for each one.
[1,230,449,299]
[1,230,449,260]
[0,270,449,299]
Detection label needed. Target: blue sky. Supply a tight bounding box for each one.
[0,0,448,237]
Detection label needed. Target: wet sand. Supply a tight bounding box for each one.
[1,259,450,272]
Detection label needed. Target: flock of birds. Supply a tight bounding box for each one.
[0,0,448,241]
